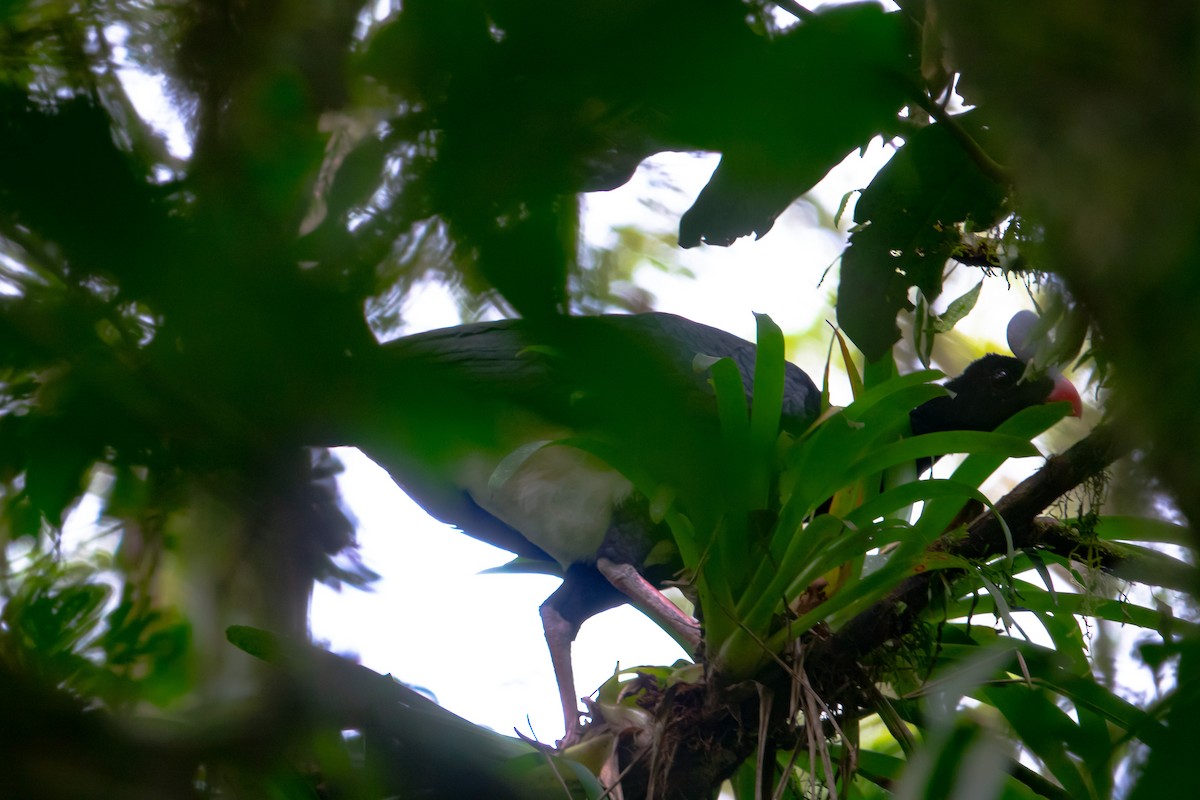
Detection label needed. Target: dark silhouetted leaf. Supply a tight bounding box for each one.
[838,113,1006,359]
[679,3,915,247]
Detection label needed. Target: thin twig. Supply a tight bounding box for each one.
[909,87,1014,185]
[766,0,817,22]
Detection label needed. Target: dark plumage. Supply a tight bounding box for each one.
[910,353,1081,437]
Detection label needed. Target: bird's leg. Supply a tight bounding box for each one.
[539,600,584,747]
[538,561,701,747]
[596,556,702,655]
[539,566,635,747]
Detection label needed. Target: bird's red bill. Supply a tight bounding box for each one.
[1048,373,1083,417]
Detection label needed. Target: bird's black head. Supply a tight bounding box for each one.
[909,354,1081,437]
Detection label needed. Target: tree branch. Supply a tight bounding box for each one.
[823,422,1130,663]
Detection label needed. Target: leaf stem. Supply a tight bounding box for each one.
[910,88,1014,185]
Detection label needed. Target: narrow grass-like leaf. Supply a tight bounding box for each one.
[839,370,944,422]
[707,353,756,598]
[976,572,1019,634]
[771,382,950,564]
[719,516,852,675]
[749,313,786,477]
[833,326,865,399]
[781,430,1036,535]
[1107,543,1196,592]
[955,640,1166,746]
[820,335,835,414]
[777,520,918,604]
[711,355,751,460]
[950,594,1178,639]
[844,479,991,528]
[918,403,1069,540]
[1025,550,1058,605]
[786,548,986,642]
[1093,516,1193,546]
[828,431,1037,492]
[1035,612,1112,788]
[730,514,849,652]
[942,578,1200,638]
[1023,653,1166,746]
[979,684,1097,800]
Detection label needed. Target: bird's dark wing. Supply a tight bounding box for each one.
[358,312,820,566]
[384,312,820,433]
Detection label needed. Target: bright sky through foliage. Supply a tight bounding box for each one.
[90,35,1137,745]
[307,144,1106,741]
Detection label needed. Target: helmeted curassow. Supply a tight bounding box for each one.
[354,311,1081,742]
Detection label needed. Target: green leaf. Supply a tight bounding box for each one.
[894,718,1011,800]
[931,280,983,333]
[944,577,1199,638]
[1108,543,1196,593]
[836,430,1038,488]
[1093,516,1192,546]
[980,684,1098,800]
[711,355,751,462]
[843,478,991,529]
[834,326,866,400]
[749,312,786,486]
[918,403,1069,537]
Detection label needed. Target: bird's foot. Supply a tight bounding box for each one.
[556,708,591,749]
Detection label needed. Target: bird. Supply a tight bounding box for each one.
[354,311,1081,744]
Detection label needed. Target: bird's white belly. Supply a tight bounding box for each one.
[455,443,634,568]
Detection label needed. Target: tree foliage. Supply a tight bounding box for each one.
[0,1,1196,798]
